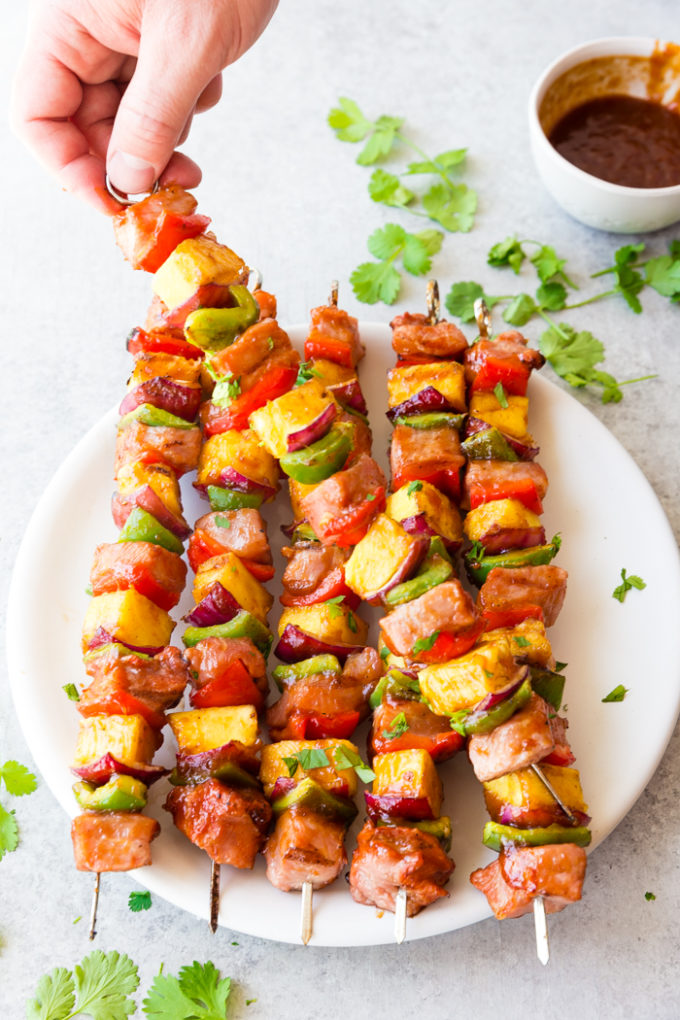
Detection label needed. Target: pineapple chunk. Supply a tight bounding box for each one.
[73,714,160,766]
[81,590,173,654]
[480,617,553,668]
[373,749,442,817]
[152,235,247,310]
[259,739,360,799]
[386,481,462,546]
[193,551,273,622]
[309,359,357,388]
[345,514,423,601]
[278,604,367,646]
[463,498,541,543]
[169,705,258,754]
[196,429,279,494]
[248,379,337,459]
[469,391,529,440]
[388,361,466,412]
[483,765,587,816]
[289,478,318,520]
[418,636,521,715]
[127,353,202,388]
[116,461,183,519]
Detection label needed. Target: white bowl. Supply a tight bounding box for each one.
[528,37,680,233]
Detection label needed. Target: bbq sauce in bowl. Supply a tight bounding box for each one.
[549,94,680,188]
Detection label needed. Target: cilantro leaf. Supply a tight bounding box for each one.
[554,661,568,673]
[0,759,38,796]
[413,229,444,256]
[350,261,401,304]
[406,480,423,495]
[422,182,476,232]
[645,255,680,297]
[449,710,470,736]
[382,711,409,740]
[295,360,322,387]
[367,223,406,260]
[128,890,152,912]
[143,961,231,1020]
[26,967,76,1020]
[368,169,414,208]
[536,281,568,311]
[405,148,467,174]
[357,114,404,166]
[530,244,575,287]
[402,234,433,276]
[645,891,656,901]
[612,568,646,603]
[327,97,372,142]
[347,611,358,633]
[445,282,501,323]
[0,803,18,859]
[62,683,80,702]
[379,645,390,661]
[602,684,628,703]
[72,950,139,1020]
[332,745,375,783]
[488,237,526,273]
[413,631,440,655]
[513,635,531,648]
[503,293,538,326]
[214,515,231,529]
[493,382,508,408]
[285,749,330,775]
[212,373,241,407]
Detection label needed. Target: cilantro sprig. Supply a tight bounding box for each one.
[381,711,409,740]
[351,224,444,305]
[128,890,152,913]
[602,684,629,703]
[612,568,646,603]
[0,759,37,861]
[143,960,231,1019]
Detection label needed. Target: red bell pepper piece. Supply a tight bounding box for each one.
[127,327,203,361]
[392,464,461,502]
[471,355,531,396]
[304,333,355,368]
[468,476,543,515]
[414,619,486,663]
[302,710,361,739]
[189,659,264,712]
[280,566,360,609]
[364,792,435,822]
[540,746,576,767]
[135,209,212,273]
[204,364,299,435]
[319,487,386,547]
[78,690,166,731]
[481,605,544,630]
[187,530,226,573]
[374,729,464,762]
[240,559,276,583]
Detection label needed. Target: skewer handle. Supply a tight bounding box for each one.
[533,895,550,965]
[395,887,407,944]
[88,872,101,941]
[209,861,221,933]
[301,881,313,945]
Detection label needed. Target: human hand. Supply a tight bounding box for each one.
[11,0,278,213]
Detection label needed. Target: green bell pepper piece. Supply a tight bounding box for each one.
[530,667,566,711]
[183,611,272,657]
[118,403,196,431]
[169,758,260,790]
[271,777,358,825]
[290,523,320,544]
[462,427,519,462]
[369,669,421,710]
[184,285,259,352]
[279,426,352,484]
[384,537,454,607]
[482,820,592,853]
[272,654,342,691]
[73,775,147,812]
[394,412,466,431]
[450,677,533,737]
[376,814,453,853]
[118,506,184,554]
[82,642,151,665]
[465,538,561,586]
[207,484,263,511]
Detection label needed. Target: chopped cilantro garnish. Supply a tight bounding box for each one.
[413,631,439,655]
[602,684,628,703]
[493,381,509,408]
[645,891,656,901]
[382,712,409,740]
[332,745,375,783]
[513,635,531,648]
[612,568,646,603]
[128,890,152,912]
[406,480,423,495]
[62,683,80,702]
[214,515,232,529]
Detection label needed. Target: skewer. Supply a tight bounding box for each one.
[88,873,101,941]
[473,296,492,339]
[533,894,550,965]
[395,887,408,944]
[209,861,221,933]
[329,279,339,307]
[426,279,441,325]
[529,763,578,824]
[301,881,313,945]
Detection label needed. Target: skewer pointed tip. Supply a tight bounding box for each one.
[329,280,339,307]
[88,872,101,941]
[395,887,407,944]
[426,279,440,324]
[533,896,550,966]
[301,881,313,945]
[209,861,221,934]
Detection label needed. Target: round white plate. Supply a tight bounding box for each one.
[7,323,680,945]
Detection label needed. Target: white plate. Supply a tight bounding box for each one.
[8,323,680,946]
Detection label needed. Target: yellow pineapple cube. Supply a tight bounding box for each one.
[463,498,542,543]
[483,765,587,816]
[480,617,553,668]
[469,391,529,440]
[169,705,258,754]
[248,379,337,459]
[116,461,183,519]
[377,635,408,672]
[345,514,423,601]
[386,481,462,546]
[259,739,360,799]
[196,429,279,495]
[152,235,247,310]
[193,552,273,622]
[387,362,466,412]
[81,590,173,654]
[288,478,318,521]
[418,636,521,715]
[278,604,367,646]
[73,714,160,766]
[308,359,357,388]
[373,749,442,817]
[127,353,202,388]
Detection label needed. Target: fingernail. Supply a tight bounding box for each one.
[108,151,156,195]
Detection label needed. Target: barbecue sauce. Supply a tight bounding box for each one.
[549,94,680,188]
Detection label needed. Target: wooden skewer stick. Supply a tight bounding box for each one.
[395,887,408,944]
[473,296,492,339]
[249,267,263,291]
[530,763,578,824]
[301,881,314,945]
[88,872,101,941]
[329,280,339,307]
[533,895,550,965]
[209,861,220,933]
[426,279,441,325]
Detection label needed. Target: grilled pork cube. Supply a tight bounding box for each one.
[281,544,349,602]
[483,764,588,828]
[464,331,545,382]
[470,843,586,919]
[165,778,271,867]
[114,420,201,478]
[192,509,271,564]
[463,460,549,511]
[350,820,454,916]
[207,318,298,389]
[380,580,477,658]
[90,541,187,612]
[83,645,190,714]
[266,671,373,741]
[468,694,555,782]
[305,305,365,367]
[184,637,268,696]
[478,565,568,627]
[265,810,347,891]
[390,425,465,500]
[71,812,160,871]
[253,288,277,320]
[390,312,468,360]
[342,647,383,687]
[369,699,462,763]
[300,453,386,545]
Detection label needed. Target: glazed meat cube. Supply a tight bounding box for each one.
[478,565,568,627]
[369,699,463,763]
[380,580,478,657]
[165,778,271,868]
[390,425,465,501]
[207,319,299,392]
[464,331,545,381]
[468,694,555,782]
[390,312,468,360]
[305,305,365,367]
[82,645,191,714]
[300,453,386,545]
[470,843,587,919]
[184,636,268,696]
[90,541,187,612]
[264,810,347,891]
[342,647,384,687]
[349,819,454,916]
[462,460,549,511]
[115,420,202,478]
[193,509,271,564]
[71,812,160,871]
[266,668,374,741]
[281,544,349,601]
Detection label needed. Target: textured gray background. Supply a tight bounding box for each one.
[2,1,680,1017]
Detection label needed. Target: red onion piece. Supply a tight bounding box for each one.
[87,627,164,656]
[219,466,277,500]
[184,582,241,627]
[119,378,201,421]
[386,386,453,421]
[364,791,435,822]
[331,379,368,415]
[270,777,296,801]
[479,526,546,555]
[286,402,337,452]
[176,741,261,778]
[274,624,364,664]
[71,753,169,787]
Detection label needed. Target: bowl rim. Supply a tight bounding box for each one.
[528,35,680,198]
